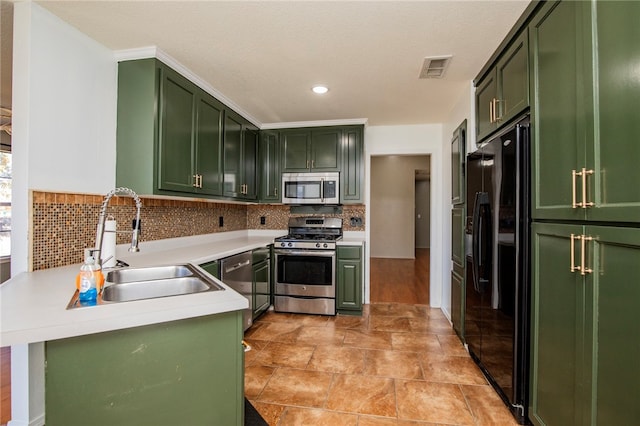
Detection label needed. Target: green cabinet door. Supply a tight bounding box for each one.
[242,127,259,200]
[530,222,584,426]
[223,112,243,198]
[451,121,466,205]
[529,0,586,221]
[475,70,498,142]
[281,129,311,172]
[46,312,244,426]
[158,66,198,193]
[200,259,220,279]
[259,130,281,202]
[583,225,640,426]
[337,246,363,314]
[310,128,341,171]
[583,1,640,223]
[195,93,224,196]
[496,30,529,125]
[341,126,364,204]
[450,267,464,340]
[530,222,640,426]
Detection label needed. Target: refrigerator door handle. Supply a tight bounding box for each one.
[472,192,491,293]
[471,192,482,292]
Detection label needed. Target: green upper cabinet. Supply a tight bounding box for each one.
[530,0,585,221]
[531,0,640,223]
[281,127,341,172]
[116,59,223,198]
[223,111,258,200]
[475,31,529,143]
[341,126,364,204]
[582,0,640,223]
[451,120,466,205]
[259,130,281,203]
[530,222,640,426]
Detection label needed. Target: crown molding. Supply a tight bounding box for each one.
[260,118,368,130]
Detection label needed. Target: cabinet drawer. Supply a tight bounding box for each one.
[337,246,361,259]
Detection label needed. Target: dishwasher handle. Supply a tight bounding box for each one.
[224,259,251,274]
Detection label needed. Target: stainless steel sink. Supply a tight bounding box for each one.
[67,264,224,309]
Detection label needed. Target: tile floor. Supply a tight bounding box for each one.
[244,303,520,426]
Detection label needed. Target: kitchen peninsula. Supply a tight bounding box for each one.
[0,231,280,425]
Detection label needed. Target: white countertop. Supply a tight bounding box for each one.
[0,230,285,346]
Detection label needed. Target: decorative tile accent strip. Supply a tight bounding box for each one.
[31,191,366,271]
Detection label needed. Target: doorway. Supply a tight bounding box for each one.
[369,155,430,305]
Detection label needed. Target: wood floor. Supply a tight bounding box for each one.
[0,346,9,426]
[370,248,430,305]
[0,249,431,425]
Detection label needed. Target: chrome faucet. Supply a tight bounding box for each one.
[93,187,142,267]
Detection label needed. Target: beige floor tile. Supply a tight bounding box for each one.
[254,341,315,368]
[364,349,424,380]
[307,345,366,374]
[419,353,487,385]
[391,332,443,353]
[461,384,521,426]
[343,329,394,350]
[436,334,468,357]
[243,339,269,366]
[257,367,333,407]
[326,374,397,417]
[395,380,475,425]
[249,400,285,426]
[408,317,456,334]
[255,311,295,323]
[369,316,412,333]
[279,407,358,426]
[359,417,447,426]
[244,321,302,343]
[244,365,276,398]
[295,325,346,345]
[332,314,369,330]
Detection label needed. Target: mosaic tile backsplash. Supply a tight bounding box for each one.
[31,191,365,271]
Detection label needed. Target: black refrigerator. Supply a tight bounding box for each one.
[464,114,530,424]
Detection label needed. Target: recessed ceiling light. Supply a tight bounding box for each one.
[312,85,329,94]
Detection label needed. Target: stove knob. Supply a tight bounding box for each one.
[315,243,321,248]
[287,242,293,248]
[280,242,286,247]
[323,243,328,248]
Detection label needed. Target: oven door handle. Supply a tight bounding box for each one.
[274,249,335,257]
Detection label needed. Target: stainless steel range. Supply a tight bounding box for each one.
[273,217,342,315]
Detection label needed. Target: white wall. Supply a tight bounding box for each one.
[11,3,117,425]
[370,155,429,258]
[364,124,444,308]
[440,81,474,321]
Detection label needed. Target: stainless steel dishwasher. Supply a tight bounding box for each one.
[220,251,253,331]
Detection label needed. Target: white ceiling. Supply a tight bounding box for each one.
[21,1,530,127]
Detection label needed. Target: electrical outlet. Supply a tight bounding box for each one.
[350,217,363,227]
[219,216,224,227]
[260,216,266,225]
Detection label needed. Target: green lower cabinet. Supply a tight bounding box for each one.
[336,246,363,315]
[530,222,640,426]
[199,259,220,279]
[45,311,244,426]
[450,263,464,341]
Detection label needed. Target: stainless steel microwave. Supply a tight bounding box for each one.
[281,172,340,205]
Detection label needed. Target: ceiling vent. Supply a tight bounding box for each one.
[419,55,452,79]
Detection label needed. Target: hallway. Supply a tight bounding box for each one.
[370,248,430,305]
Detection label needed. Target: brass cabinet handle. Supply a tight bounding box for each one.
[570,234,594,275]
[306,160,310,169]
[198,174,203,188]
[193,174,199,188]
[489,100,494,123]
[494,99,504,122]
[581,168,594,208]
[312,160,315,169]
[572,168,595,209]
[572,169,579,208]
[570,233,579,273]
[274,187,278,196]
[580,235,593,275]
